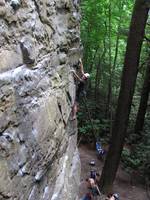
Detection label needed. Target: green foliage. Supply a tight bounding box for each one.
[81,0,133,95]
[121,148,141,170]
[78,98,111,138]
[78,109,102,136]
[79,0,150,182]
[121,127,150,179]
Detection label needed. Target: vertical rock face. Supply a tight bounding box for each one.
[0,0,81,199]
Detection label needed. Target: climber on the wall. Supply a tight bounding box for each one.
[71,58,90,120]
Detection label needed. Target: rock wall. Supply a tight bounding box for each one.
[0,0,81,199]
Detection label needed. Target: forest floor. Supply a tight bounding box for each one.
[78,143,148,200]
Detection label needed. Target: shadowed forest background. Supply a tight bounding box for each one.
[78,0,150,195]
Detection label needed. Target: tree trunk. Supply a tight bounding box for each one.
[112,0,123,72]
[94,55,101,101]
[105,2,112,118]
[108,1,123,135]
[89,46,99,73]
[134,54,150,138]
[105,1,123,134]
[99,0,149,193]
[94,47,106,101]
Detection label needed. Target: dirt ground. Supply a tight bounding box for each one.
[78,144,148,200]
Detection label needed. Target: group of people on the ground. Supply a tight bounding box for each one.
[82,165,119,200]
[82,170,101,200]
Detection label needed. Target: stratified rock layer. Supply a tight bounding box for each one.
[0,0,81,199]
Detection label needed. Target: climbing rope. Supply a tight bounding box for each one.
[81,94,97,140]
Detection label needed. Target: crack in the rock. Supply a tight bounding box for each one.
[32,0,55,33]
[0,191,11,199]
[34,140,62,183]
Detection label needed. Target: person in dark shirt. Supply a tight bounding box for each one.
[71,59,90,120]
[76,72,90,102]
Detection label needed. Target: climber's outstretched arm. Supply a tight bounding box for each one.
[79,58,84,75]
[70,70,82,82]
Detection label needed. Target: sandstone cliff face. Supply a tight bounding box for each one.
[0,0,81,199]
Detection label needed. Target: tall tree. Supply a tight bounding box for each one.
[134,52,150,139]
[99,0,149,193]
[105,1,112,118]
[94,44,106,101]
[106,0,124,133]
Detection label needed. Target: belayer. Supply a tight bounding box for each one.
[82,178,100,200]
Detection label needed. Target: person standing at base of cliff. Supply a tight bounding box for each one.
[71,58,90,120]
[105,193,119,200]
[82,178,100,200]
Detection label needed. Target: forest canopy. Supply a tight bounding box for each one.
[79,0,150,193]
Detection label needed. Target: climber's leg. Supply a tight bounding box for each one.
[72,101,78,120]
